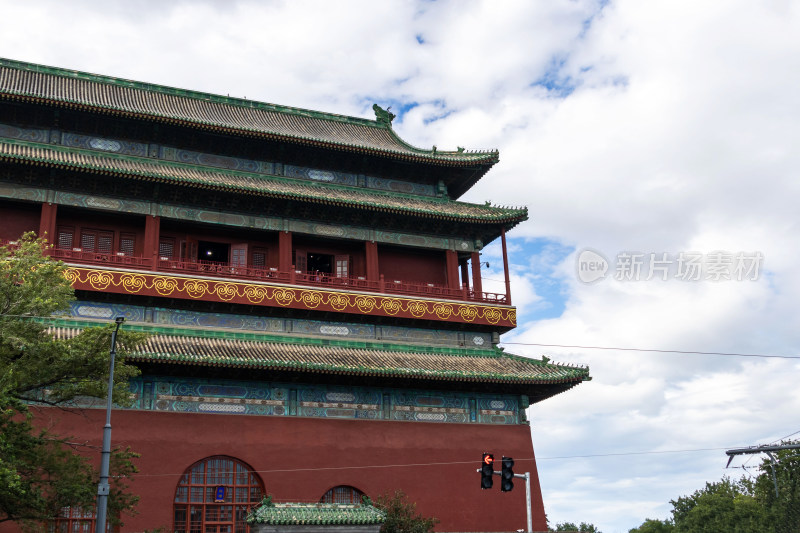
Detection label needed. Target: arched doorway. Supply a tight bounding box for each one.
[319,485,366,504]
[174,456,264,533]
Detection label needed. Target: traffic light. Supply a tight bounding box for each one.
[481,453,494,489]
[501,456,514,492]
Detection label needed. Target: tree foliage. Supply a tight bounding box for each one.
[629,441,800,533]
[0,233,147,528]
[372,490,439,533]
[549,521,601,532]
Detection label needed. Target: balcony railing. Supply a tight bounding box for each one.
[17,243,509,305]
[50,247,154,268]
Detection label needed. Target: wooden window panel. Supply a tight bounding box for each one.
[252,247,267,268]
[335,254,350,278]
[231,244,248,267]
[294,249,307,272]
[97,232,113,254]
[159,238,175,260]
[119,233,135,256]
[56,227,74,250]
[80,232,96,252]
[80,230,113,253]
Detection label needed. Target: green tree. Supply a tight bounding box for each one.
[629,441,800,533]
[372,490,438,533]
[549,521,602,532]
[753,442,800,533]
[668,477,770,533]
[0,233,147,528]
[628,518,674,533]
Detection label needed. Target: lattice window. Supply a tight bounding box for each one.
[252,247,267,268]
[119,233,135,256]
[320,485,366,504]
[80,230,113,253]
[159,238,175,260]
[56,227,74,250]
[174,456,263,533]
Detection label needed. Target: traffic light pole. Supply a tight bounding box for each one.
[476,468,532,533]
[520,472,531,533]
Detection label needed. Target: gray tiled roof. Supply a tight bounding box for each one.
[0,58,497,166]
[46,324,589,391]
[0,137,527,224]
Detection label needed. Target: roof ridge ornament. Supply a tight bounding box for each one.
[372,103,396,126]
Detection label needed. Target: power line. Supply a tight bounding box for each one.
[499,341,800,360]
[126,446,742,478]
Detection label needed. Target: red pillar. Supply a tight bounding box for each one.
[445,250,459,290]
[501,228,511,305]
[143,215,161,271]
[38,203,58,252]
[459,260,469,290]
[470,251,483,295]
[365,241,379,281]
[279,231,292,273]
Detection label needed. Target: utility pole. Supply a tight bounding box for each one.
[725,443,800,497]
[95,317,125,533]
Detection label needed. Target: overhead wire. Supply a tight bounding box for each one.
[125,446,744,478]
[498,341,800,360]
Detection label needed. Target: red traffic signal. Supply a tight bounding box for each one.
[481,453,494,489]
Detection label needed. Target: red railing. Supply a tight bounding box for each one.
[18,245,509,304]
[157,260,508,304]
[50,247,154,268]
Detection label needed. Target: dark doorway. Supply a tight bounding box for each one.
[198,241,230,263]
[307,253,333,274]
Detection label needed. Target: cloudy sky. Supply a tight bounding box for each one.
[2,1,799,531]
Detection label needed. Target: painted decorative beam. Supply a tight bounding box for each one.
[64,267,517,328]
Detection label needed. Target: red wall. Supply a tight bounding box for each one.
[379,246,447,285]
[0,203,40,241]
[6,408,547,533]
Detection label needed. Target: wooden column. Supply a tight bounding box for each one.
[143,215,161,271]
[459,260,469,290]
[471,251,483,295]
[279,231,292,272]
[501,227,511,305]
[365,241,379,281]
[38,203,58,251]
[445,249,460,290]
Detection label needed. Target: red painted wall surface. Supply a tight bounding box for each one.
[2,408,547,533]
[379,246,446,285]
[0,203,40,241]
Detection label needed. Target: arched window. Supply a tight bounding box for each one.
[320,485,366,504]
[174,456,264,533]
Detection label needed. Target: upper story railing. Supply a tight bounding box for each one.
[37,246,509,305]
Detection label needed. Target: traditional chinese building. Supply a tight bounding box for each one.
[0,57,590,533]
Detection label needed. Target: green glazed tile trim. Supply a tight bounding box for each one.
[249,503,385,526]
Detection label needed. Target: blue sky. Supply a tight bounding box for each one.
[2,1,799,531]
